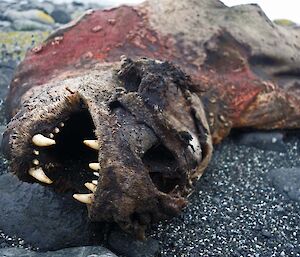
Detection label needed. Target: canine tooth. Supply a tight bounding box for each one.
[54,127,60,133]
[89,163,100,171]
[49,133,54,139]
[33,150,39,155]
[83,140,99,150]
[84,182,97,193]
[93,172,100,177]
[92,180,98,185]
[73,193,94,204]
[28,167,53,184]
[32,159,39,166]
[32,134,56,147]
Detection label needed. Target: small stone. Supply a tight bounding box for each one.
[268,167,300,202]
[12,20,53,31]
[4,10,55,25]
[108,230,159,257]
[51,9,71,24]
[0,246,118,257]
[0,21,11,29]
[235,131,286,152]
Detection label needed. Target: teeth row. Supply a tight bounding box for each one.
[31,133,100,205]
[32,123,64,147]
[73,140,100,204]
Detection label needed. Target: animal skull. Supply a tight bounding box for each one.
[2,57,212,238]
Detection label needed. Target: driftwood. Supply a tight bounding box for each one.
[2,0,300,238]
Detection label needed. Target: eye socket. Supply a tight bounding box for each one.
[142,144,183,193]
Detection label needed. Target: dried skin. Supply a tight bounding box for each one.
[2,0,300,238]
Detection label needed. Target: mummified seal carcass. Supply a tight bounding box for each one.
[2,0,300,238]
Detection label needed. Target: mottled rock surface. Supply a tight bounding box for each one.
[269,168,300,202]
[234,131,287,152]
[0,246,118,257]
[108,230,160,257]
[0,173,97,250]
[0,0,104,32]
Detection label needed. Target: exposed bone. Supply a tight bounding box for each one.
[92,180,98,185]
[73,193,94,204]
[28,167,53,184]
[189,132,202,161]
[93,172,100,177]
[32,159,39,166]
[83,140,99,150]
[89,162,100,171]
[32,134,56,147]
[84,182,97,193]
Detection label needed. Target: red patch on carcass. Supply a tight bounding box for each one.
[7,7,184,117]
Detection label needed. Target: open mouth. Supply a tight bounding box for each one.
[2,57,214,237]
[29,101,100,204]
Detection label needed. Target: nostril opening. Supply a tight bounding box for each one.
[118,65,142,92]
[142,144,182,193]
[108,100,124,111]
[124,72,141,92]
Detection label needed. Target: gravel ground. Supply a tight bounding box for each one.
[150,136,300,256]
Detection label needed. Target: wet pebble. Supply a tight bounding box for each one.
[235,131,286,152]
[0,173,101,250]
[268,167,300,202]
[0,1,105,31]
[108,230,160,257]
[51,9,71,24]
[0,246,118,257]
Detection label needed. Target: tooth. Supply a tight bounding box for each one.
[89,163,100,171]
[49,133,54,139]
[54,127,60,133]
[32,134,56,147]
[28,167,53,184]
[59,122,64,127]
[83,140,99,150]
[73,193,94,204]
[33,150,39,155]
[32,159,39,166]
[93,172,100,177]
[84,182,97,193]
[92,180,98,185]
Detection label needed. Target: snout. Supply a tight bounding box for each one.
[2,57,213,238]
